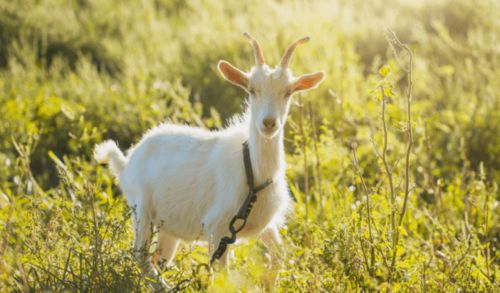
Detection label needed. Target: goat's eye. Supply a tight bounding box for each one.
[284,91,291,99]
[249,88,256,95]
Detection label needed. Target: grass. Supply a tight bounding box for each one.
[0,0,499,291]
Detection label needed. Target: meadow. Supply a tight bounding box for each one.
[0,0,499,291]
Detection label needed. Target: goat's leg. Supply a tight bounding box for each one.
[260,226,282,290]
[262,226,282,245]
[152,232,179,266]
[132,205,166,289]
[261,226,282,266]
[132,206,153,272]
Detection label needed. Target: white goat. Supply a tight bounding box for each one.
[94,33,324,283]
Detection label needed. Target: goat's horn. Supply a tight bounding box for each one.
[243,32,265,66]
[279,36,310,68]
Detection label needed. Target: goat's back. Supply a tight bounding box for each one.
[118,123,250,240]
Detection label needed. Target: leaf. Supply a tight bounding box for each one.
[375,89,383,101]
[61,104,76,120]
[384,86,396,98]
[379,64,391,77]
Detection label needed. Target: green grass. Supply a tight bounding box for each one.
[0,0,499,291]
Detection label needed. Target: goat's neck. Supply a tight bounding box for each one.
[248,123,285,185]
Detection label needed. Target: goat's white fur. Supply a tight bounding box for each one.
[94,34,324,286]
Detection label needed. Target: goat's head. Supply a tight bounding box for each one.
[218,33,325,139]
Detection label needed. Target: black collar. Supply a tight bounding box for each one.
[210,141,273,264]
[242,141,273,193]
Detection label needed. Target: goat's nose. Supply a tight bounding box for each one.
[263,118,277,129]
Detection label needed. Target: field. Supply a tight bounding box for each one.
[0,0,499,291]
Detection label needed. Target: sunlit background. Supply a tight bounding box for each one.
[0,0,498,291]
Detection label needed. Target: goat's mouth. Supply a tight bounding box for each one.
[258,126,279,139]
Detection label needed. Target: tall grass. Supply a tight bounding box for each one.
[0,0,499,291]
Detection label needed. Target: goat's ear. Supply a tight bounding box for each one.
[218,60,249,90]
[291,71,325,93]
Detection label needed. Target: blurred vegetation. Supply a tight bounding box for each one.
[0,0,498,291]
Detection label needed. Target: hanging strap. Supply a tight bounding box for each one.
[210,141,273,264]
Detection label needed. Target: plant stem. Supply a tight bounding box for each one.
[398,41,414,228]
[379,86,397,282]
[352,146,375,276]
[385,30,414,282]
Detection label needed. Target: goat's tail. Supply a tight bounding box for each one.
[94,140,127,179]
